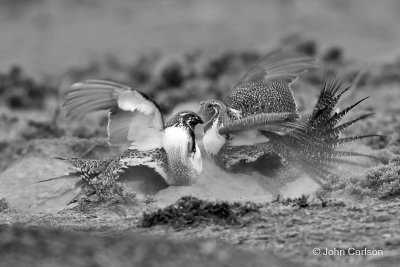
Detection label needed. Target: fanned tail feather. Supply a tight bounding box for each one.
[329,113,374,137]
[264,72,382,181]
[324,96,369,128]
[330,134,384,146]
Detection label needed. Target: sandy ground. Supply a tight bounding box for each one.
[1,72,399,266]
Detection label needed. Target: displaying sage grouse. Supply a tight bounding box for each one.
[42,80,203,196]
[200,50,379,184]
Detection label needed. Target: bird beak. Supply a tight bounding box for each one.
[197,112,206,125]
[195,115,204,124]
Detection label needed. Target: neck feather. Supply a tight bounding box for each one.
[162,126,202,184]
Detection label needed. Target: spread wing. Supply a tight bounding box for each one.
[218,112,299,135]
[234,48,317,86]
[63,80,164,147]
[220,49,317,136]
[226,49,317,117]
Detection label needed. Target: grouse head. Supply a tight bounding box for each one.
[165,111,203,131]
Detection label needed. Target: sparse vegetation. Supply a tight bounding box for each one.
[86,182,137,204]
[274,194,311,208]
[0,198,9,212]
[0,66,56,110]
[317,156,400,199]
[141,196,261,229]
[364,157,400,199]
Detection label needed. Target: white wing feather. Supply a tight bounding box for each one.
[63,80,164,148]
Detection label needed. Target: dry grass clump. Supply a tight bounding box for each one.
[0,198,9,212]
[75,182,137,212]
[273,194,311,208]
[363,156,400,199]
[141,196,261,229]
[318,156,400,199]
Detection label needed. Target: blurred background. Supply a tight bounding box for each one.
[1,0,400,76]
[0,0,399,114]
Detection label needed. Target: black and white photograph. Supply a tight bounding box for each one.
[0,0,399,266]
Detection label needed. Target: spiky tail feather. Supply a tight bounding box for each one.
[36,174,80,183]
[37,157,113,186]
[36,172,87,188]
[262,72,383,182]
[34,173,84,207]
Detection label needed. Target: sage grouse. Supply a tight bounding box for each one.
[200,51,379,184]
[43,80,203,195]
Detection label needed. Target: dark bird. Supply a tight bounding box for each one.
[41,80,203,196]
[199,50,379,185]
